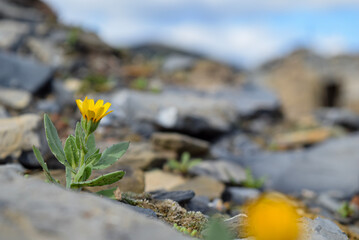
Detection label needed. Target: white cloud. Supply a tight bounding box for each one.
[42,0,354,67]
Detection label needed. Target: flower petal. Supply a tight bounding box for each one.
[94,99,104,109]
[99,110,113,120]
[102,102,111,113]
[95,106,105,122]
[88,99,95,110]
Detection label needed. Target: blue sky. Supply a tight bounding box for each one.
[43,0,359,68]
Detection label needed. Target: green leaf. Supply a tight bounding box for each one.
[204,218,234,240]
[44,114,72,170]
[71,171,125,188]
[74,164,87,183]
[96,187,118,200]
[92,142,129,170]
[86,133,96,150]
[75,122,85,150]
[32,146,57,184]
[65,167,72,189]
[181,152,190,165]
[188,159,202,169]
[167,159,180,170]
[64,136,79,168]
[81,166,92,181]
[86,151,101,165]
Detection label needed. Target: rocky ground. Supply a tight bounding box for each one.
[1,0,359,239]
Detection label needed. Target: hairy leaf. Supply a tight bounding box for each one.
[92,142,129,170]
[71,171,125,188]
[44,114,71,169]
[32,146,57,184]
[64,136,79,168]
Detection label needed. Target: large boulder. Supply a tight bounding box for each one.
[226,134,359,197]
[0,164,190,240]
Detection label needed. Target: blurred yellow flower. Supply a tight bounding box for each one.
[76,97,113,122]
[245,193,300,240]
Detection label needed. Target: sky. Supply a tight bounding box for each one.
[43,0,359,68]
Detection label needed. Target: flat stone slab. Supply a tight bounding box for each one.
[0,52,53,93]
[0,164,190,240]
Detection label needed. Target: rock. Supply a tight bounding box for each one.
[145,170,186,192]
[233,134,359,197]
[0,165,190,240]
[162,54,196,73]
[223,214,248,239]
[189,160,246,184]
[271,127,333,149]
[0,20,30,50]
[0,105,8,118]
[216,84,281,119]
[223,187,260,205]
[0,1,44,22]
[27,37,66,67]
[110,142,175,170]
[150,190,195,204]
[303,217,349,240]
[0,114,41,159]
[120,203,157,218]
[105,89,236,137]
[315,108,359,131]
[171,176,225,200]
[151,132,209,156]
[317,192,343,213]
[211,132,262,161]
[86,166,145,194]
[185,196,218,215]
[0,52,54,93]
[0,87,31,110]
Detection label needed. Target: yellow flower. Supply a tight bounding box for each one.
[76,97,113,123]
[245,193,300,240]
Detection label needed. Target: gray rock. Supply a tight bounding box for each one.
[185,196,218,215]
[106,89,236,137]
[212,83,280,118]
[189,160,246,184]
[120,203,157,218]
[27,37,66,67]
[0,165,190,240]
[151,190,195,204]
[0,114,41,159]
[0,87,31,110]
[0,20,30,50]
[0,1,44,22]
[234,134,359,197]
[224,187,260,205]
[315,108,359,131]
[317,192,343,213]
[0,52,54,93]
[151,132,209,156]
[304,217,348,240]
[162,54,196,73]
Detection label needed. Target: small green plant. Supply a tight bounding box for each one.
[202,218,234,240]
[242,168,266,189]
[337,201,354,218]
[66,27,80,51]
[130,77,148,91]
[33,97,129,190]
[80,74,111,93]
[166,152,201,175]
[173,223,199,237]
